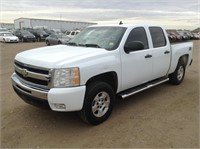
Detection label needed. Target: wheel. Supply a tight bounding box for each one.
[79,82,115,125]
[37,37,41,42]
[169,59,185,85]
[46,40,50,46]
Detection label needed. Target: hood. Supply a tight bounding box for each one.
[5,36,18,39]
[15,45,109,68]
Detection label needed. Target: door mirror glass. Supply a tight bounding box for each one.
[124,41,145,53]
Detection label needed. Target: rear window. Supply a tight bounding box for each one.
[149,27,166,48]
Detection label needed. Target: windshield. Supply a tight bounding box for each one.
[69,27,127,50]
[35,29,47,34]
[21,30,32,35]
[3,33,13,36]
[57,34,69,39]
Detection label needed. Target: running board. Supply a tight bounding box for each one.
[119,77,169,99]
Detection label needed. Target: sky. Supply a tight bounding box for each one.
[1,0,200,30]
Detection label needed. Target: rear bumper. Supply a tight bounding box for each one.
[24,38,36,42]
[11,73,86,112]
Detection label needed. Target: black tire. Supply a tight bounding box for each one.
[169,59,185,85]
[46,40,50,46]
[79,82,115,125]
[37,37,41,42]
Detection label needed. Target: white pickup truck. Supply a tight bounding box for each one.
[11,24,193,125]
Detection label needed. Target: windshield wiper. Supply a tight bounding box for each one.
[84,44,101,48]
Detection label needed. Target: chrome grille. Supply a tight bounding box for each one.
[14,60,52,90]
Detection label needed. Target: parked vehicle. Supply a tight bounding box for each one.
[45,33,70,46]
[167,33,176,41]
[177,31,189,40]
[66,30,80,39]
[13,30,36,42]
[27,29,49,41]
[43,29,56,35]
[0,28,8,32]
[0,32,19,43]
[170,32,182,40]
[11,24,193,125]
[192,33,200,40]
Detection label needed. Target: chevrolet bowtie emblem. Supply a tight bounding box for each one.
[21,69,28,77]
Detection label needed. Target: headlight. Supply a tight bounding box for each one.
[53,67,80,87]
[5,38,10,41]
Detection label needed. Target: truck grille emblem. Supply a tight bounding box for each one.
[21,69,28,77]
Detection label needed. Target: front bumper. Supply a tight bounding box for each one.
[11,73,86,112]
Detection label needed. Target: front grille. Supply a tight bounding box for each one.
[15,61,49,75]
[14,60,52,89]
[15,71,48,86]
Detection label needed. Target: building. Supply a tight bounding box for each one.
[0,23,14,29]
[14,18,97,31]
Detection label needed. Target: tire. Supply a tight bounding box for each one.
[79,82,115,125]
[37,37,41,42]
[169,59,185,85]
[46,40,50,46]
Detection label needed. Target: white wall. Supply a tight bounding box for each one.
[14,18,96,30]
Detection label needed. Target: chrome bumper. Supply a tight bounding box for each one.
[11,73,48,100]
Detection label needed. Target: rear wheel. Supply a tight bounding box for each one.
[79,82,115,125]
[46,40,50,46]
[169,59,185,85]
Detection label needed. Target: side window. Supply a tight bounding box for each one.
[71,31,75,35]
[149,27,166,48]
[125,27,149,49]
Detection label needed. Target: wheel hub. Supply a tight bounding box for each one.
[92,91,110,117]
[177,66,184,81]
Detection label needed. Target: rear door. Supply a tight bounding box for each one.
[121,27,153,90]
[149,27,171,79]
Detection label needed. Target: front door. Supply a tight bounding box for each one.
[121,27,153,90]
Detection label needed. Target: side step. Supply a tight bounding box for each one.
[119,77,169,99]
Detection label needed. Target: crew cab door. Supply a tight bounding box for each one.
[120,27,153,90]
[149,27,171,79]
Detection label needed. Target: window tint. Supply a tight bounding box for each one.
[149,27,166,48]
[71,32,75,35]
[125,27,149,49]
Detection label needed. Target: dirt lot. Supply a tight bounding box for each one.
[0,41,199,148]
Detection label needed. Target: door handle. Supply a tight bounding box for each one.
[164,50,170,54]
[145,54,152,58]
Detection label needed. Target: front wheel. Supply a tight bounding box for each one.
[169,59,185,85]
[46,40,50,46]
[79,82,115,125]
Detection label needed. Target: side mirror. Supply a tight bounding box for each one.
[124,41,145,53]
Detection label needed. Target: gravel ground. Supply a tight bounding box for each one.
[0,41,199,148]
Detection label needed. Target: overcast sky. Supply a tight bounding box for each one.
[1,0,199,29]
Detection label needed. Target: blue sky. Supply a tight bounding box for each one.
[1,0,199,29]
